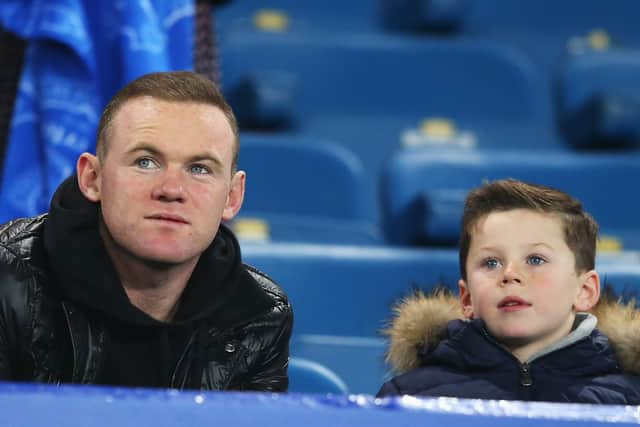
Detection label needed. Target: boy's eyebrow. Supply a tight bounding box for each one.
[475,242,554,251]
[527,242,554,250]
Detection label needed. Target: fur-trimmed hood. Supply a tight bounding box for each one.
[383,289,640,376]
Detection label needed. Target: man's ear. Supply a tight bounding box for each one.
[574,269,601,312]
[459,279,474,319]
[77,153,101,202]
[222,170,246,221]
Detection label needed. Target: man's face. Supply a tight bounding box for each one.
[91,96,243,265]
[459,209,596,359]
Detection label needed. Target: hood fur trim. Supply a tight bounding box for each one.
[383,289,462,374]
[384,288,640,375]
[591,292,640,376]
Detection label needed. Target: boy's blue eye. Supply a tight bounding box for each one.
[484,258,500,269]
[527,255,546,266]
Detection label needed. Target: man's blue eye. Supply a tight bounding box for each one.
[136,158,155,169]
[528,256,545,265]
[190,164,210,174]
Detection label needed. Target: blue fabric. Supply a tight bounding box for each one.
[0,0,195,222]
[378,319,640,404]
[1,382,639,427]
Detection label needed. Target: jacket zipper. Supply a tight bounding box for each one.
[481,327,535,388]
[519,362,533,387]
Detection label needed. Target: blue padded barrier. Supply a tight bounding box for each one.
[288,357,349,394]
[1,383,639,426]
[382,148,640,248]
[557,49,640,150]
[243,241,640,393]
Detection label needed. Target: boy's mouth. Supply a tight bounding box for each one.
[498,296,531,311]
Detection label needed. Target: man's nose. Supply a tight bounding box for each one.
[501,261,522,285]
[151,169,186,202]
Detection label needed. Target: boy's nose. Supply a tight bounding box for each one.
[501,262,522,285]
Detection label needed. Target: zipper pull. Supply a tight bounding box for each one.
[519,362,533,387]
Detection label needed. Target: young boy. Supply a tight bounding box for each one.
[377,179,640,404]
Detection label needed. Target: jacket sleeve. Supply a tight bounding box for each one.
[242,300,293,392]
[376,378,402,397]
[0,310,12,379]
[0,268,33,381]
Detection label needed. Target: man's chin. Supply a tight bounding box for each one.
[137,250,200,267]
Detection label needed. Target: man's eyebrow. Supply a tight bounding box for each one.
[125,143,162,156]
[125,143,224,169]
[187,153,224,169]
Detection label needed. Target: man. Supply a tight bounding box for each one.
[0,71,292,391]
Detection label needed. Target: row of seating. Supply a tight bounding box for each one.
[234,137,640,251]
[217,2,640,153]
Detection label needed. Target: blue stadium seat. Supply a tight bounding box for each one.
[243,242,460,393]
[288,357,349,394]
[557,48,640,150]
[232,134,381,244]
[238,134,370,221]
[243,243,460,337]
[382,147,640,249]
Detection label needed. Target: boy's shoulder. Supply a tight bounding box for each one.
[591,293,640,377]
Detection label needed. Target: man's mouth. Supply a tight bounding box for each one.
[146,214,189,224]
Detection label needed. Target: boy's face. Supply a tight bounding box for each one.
[459,209,599,361]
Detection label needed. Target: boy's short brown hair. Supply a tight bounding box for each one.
[459,179,599,280]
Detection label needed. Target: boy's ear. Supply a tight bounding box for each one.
[458,279,474,319]
[77,153,101,202]
[574,269,601,312]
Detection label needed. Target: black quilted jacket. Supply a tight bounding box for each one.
[0,189,292,390]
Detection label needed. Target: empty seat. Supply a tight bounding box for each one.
[243,242,460,393]
[243,242,460,337]
[382,147,640,249]
[232,134,381,244]
[557,48,640,150]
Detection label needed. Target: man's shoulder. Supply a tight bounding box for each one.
[0,215,47,265]
[244,264,289,306]
[0,215,50,298]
